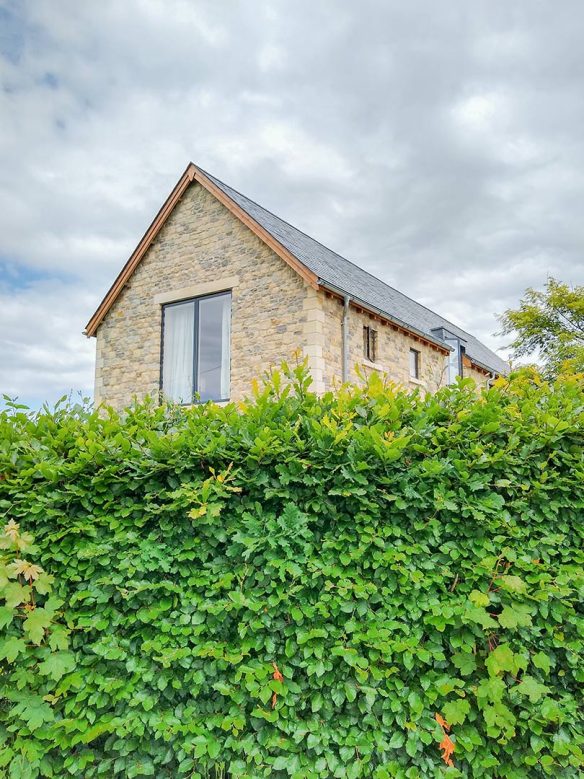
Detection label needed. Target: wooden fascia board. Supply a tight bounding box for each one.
[464,352,499,377]
[468,360,494,377]
[84,164,196,336]
[319,287,451,356]
[85,163,318,337]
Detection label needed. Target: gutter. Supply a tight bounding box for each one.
[318,280,451,354]
[466,353,506,377]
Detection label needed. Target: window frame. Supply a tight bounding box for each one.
[159,289,231,404]
[363,325,378,363]
[409,347,420,379]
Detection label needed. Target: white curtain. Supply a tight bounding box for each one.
[220,295,231,399]
[163,302,194,402]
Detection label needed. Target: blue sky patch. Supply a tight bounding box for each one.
[0,2,25,65]
[0,258,67,290]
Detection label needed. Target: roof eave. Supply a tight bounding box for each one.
[84,163,319,337]
[466,353,507,377]
[318,280,452,355]
[84,163,197,337]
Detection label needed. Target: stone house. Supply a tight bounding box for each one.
[85,163,508,408]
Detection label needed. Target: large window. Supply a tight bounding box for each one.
[161,291,231,403]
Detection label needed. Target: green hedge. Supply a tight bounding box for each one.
[0,365,583,778]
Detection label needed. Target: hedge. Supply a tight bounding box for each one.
[0,364,583,778]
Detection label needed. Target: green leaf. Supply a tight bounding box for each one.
[476,677,506,705]
[344,683,357,703]
[3,581,28,608]
[540,698,561,722]
[514,675,549,703]
[388,731,405,749]
[11,695,55,731]
[452,651,477,676]
[38,651,76,681]
[486,644,518,676]
[33,571,54,595]
[23,607,52,644]
[532,652,551,676]
[48,625,70,652]
[0,605,14,629]
[482,701,516,738]
[207,737,221,760]
[405,734,419,758]
[499,575,527,594]
[469,590,490,608]
[258,685,272,705]
[498,603,532,629]
[0,636,26,663]
[465,605,498,629]
[442,698,470,725]
[4,755,35,779]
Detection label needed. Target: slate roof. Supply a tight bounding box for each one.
[202,169,509,376]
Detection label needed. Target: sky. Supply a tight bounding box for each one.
[1,0,583,407]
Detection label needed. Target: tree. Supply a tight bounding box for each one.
[498,277,584,377]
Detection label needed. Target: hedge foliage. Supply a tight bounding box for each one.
[0,364,583,778]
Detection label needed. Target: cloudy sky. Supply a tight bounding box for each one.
[1,0,583,407]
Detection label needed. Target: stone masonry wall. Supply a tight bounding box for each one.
[319,294,494,393]
[94,182,321,408]
[463,362,492,388]
[321,293,453,393]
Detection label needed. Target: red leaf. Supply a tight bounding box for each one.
[272,662,284,683]
[435,712,450,731]
[435,712,455,766]
[439,733,455,766]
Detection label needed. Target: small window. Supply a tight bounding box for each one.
[409,348,420,379]
[363,326,378,362]
[161,291,231,403]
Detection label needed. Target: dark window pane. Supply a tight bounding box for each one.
[197,294,231,401]
[409,349,419,378]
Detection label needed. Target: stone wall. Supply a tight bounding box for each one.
[463,361,492,388]
[320,293,449,393]
[94,182,320,408]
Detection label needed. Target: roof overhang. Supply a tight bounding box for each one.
[84,163,319,337]
[318,280,451,355]
[83,163,506,378]
[463,354,499,376]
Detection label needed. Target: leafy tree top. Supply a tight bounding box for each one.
[498,277,584,377]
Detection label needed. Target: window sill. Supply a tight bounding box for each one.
[169,397,230,407]
[362,359,387,372]
[408,377,425,386]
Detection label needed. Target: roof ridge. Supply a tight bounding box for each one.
[198,165,488,346]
